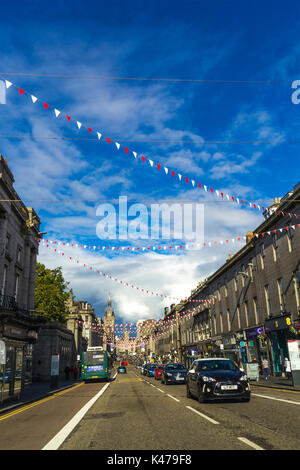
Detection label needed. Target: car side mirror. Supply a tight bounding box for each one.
[189,368,195,373]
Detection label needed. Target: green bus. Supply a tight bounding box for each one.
[81,347,113,382]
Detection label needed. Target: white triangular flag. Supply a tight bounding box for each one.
[5,80,12,89]
[97,132,102,140]
[54,109,60,117]
[76,121,82,129]
[149,159,153,167]
[178,174,182,181]
[31,95,38,103]
[191,180,195,187]
[133,151,137,158]
[115,142,120,150]
[204,185,207,191]
[164,167,169,174]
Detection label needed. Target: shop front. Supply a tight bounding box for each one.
[0,318,40,405]
[244,326,267,365]
[264,314,293,376]
[221,334,239,364]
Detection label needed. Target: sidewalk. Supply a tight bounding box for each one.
[250,374,300,391]
[0,378,81,415]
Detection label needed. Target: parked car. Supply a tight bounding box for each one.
[154,365,164,380]
[121,361,128,366]
[186,358,251,403]
[146,364,158,377]
[141,363,152,375]
[118,365,127,374]
[161,363,187,384]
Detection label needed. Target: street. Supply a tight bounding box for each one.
[0,365,300,451]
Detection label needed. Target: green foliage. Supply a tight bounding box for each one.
[35,262,73,323]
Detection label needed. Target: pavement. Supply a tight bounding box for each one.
[250,374,300,391]
[0,378,81,415]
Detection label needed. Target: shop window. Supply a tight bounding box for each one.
[260,244,265,270]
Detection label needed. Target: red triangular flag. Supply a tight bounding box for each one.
[157,164,161,170]
[106,137,111,144]
[141,156,145,162]
[19,88,25,95]
[124,147,129,154]
[171,171,175,177]
[87,127,92,133]
[44,103,49,109]
[66,115,71,121]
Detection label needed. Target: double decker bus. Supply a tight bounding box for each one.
[81,347,113,382]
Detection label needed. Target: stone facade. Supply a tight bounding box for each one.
[0,155,44,403]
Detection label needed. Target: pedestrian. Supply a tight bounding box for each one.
[284,357,291,379]
[64,365,70,380]
[72,365,78,380]
[262,358,270,380]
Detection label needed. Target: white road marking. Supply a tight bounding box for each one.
[42,382,111,450]
[167,394,180,402]
[238,437,264,450]
[185,406,219,425]
[252,393,300,406]
[156,388,165,393]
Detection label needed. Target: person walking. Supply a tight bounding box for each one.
[64,365,70,380]
[262,358,270,380]
[72,365,79,381]
[284,358,291,379]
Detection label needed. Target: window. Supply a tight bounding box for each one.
[273,233,279,261]
[241,264,245,287]
[227,309,231,332]
[224,283,228,297]
[265,284,271,316]
[277,278,286,312]
[233,272,238,291]
[17,247,22,263]
[288,227,295,252]
[14,274,20,301]
[236,305,241,329]
[219,312,223,333]
[294,272,300,309]
[244,301,249,327]
[260,244,265,269]
[1,265,7,296]
[85,315,89,322]
[253,297,258,324]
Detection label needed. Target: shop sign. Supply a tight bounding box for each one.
[245,327,263,340]
[265,315,292,333]
[3,325,27,339]
[240,341,246,347]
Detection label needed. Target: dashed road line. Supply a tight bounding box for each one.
[252,393,300,405]
[185,405,219,425]
[237,437,264,450]
[167,394,180,402]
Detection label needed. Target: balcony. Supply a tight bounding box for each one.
[0,294,17,311]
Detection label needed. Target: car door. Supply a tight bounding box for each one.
[187,361,198,395]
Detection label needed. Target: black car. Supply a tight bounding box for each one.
[118,365,127,374]
[161,363,187,384]
[186,358,251,403]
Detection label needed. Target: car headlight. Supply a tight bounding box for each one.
[202,376,216,382]
[166,373,173,376]
[239,375,248,381]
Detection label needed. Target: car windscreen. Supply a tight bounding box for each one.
[148,364,157,369]
[197,360,238,372]
[165,364,185,370]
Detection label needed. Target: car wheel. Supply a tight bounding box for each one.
[186,384,192,398]
[198,390,206,403]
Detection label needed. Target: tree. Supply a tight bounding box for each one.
[35,262,73,323]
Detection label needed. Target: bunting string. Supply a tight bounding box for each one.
[4,79,300,220]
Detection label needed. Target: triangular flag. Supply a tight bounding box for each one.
[164,167,169,174]
[149,159,153,167]
[31,95,38,103]
[5,80,12,89]
[76,121,82,129]
[132,151,137,158]
[115,142,120,150]
[54,109,60,117]
[97,132,102,140]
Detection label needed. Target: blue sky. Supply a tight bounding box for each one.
[0,0,299,323]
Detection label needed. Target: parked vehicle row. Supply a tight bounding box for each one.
[138,358,251,403]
